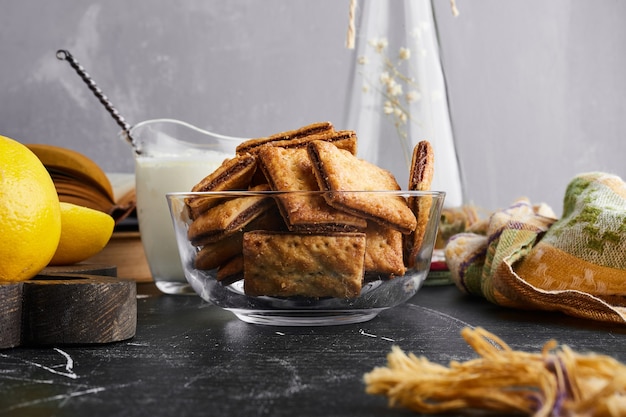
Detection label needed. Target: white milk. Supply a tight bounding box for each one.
[135,156,224,294]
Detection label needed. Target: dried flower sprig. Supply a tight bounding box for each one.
[356,36,423,166]
[346,0,458,167]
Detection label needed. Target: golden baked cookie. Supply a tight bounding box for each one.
[216,255,244,285]
[187,184,273,246]
[243,231,366,298]
[364,223,406,276]
[307,140,417,234]
[258,146,367,232]
[263,130,358,156]
[405,140,436,267]
[235,121,334,155]
[187,153,258,218]
[194,233,243,270]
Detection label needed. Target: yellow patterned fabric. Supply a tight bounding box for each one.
[445,172,626,324]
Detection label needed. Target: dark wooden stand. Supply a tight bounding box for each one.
[0,264,136,349]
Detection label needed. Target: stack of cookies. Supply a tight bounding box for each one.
[184,122,435,299]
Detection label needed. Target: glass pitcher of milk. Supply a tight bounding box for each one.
[126,119,245,295]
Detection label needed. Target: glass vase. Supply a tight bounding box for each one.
[344,0,463,207]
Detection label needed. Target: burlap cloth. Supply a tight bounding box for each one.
[445,172,626,324]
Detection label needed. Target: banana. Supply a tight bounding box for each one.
[26,144,115,202]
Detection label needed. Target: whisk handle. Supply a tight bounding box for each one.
[56,49,134,145]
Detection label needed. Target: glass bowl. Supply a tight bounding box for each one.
[167,190,445,326]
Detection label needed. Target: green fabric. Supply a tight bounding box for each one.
[446,172,626,324]
[547,172,626,267]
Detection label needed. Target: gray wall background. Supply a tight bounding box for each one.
[2,0,624,216]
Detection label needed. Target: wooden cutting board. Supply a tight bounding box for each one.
[0,264,137,349]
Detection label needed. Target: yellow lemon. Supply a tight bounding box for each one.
[0,135,62,281]
[49,202,115,266]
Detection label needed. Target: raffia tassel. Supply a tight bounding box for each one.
[364,327,626,416]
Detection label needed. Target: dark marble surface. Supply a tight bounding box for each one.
[1,284,624,417]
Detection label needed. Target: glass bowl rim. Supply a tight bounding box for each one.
[167,190,446,198]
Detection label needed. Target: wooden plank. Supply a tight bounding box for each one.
[85,231,153,282]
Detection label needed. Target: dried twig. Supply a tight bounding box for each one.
[346,0,357,49]
[345,0,460,50]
